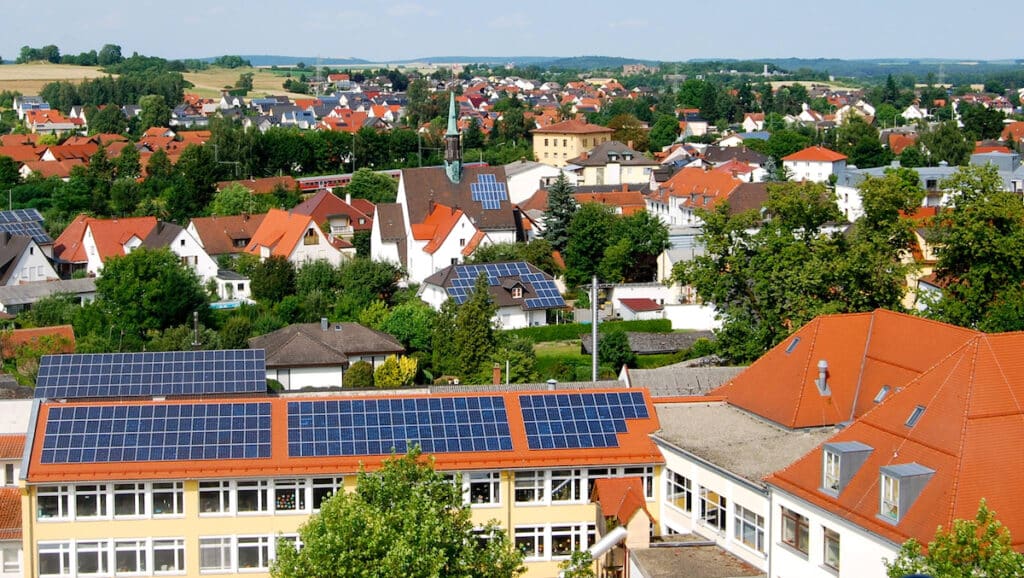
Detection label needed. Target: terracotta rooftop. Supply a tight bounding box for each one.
[188,213,266,256]
[0,488,21,540]
[292,190,374,232]
[1,326,75,358]
[618,298,663,313]
[217,176,300,195]
[244,209,319,259]
[592,476,652,526]
[782,145,847,163]
[0,434,25,459]
[530,118,614,135]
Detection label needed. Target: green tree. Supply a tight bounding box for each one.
[598,330,636,369]
[480,336,538,384]
[541,172,576,253]
[606,211,671,283]
[209,183,273,216]
[564,203,618,287]
[218,315,252,349]
[380,300,437,353]
[343,168,398,204]
[88,105,128,135]
[97,44,123,67]
[462,117,486,150]
[270,448,524,578]
[452,274,498,379]
[138,94,171,132]
[898,145,926,168]
[959,102,1006,140]
[885,500,1024,578]
[333,259,404,320]
[607,114,649,152]
[357,300,391,330]
[927,164,1024,331]
[430,300,459,377]
[344,360,374,388]
[921,121,972,166]
[95,248,210,337]
[559,551,596,578]
[251,256,297,303]
[0,156,20,189]
[373,355,417,388]
[835,117,889,168]
[648,114,681,151]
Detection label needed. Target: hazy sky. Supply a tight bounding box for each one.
[1,0,1018,63]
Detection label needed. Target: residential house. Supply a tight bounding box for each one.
[137,222,246,301]
[419,262,565,329]
[616,298,664,321]
[18,350,662,578]
[291,190,374,240]
[782,146,847,183]
[741,113,765,132]
[186,213,267,259]
[646,167,743,226]
[900,103,928,121]
[0,278,96,316]
[502,160,570,205]
[23,110,83,135]
[565,140,658,186]
[530,118,614,167]
[0,233,58,285]
[0,208,54,258]
[12,96,49,120]
[249,321,405,389]
[18,160,84,182]
[245,209,355,268]
[52,215,158,277]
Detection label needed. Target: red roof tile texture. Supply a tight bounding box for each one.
[1,326,75,358]
[782,146,847,163]
[592,476,652,526]
[0,488,21,540]
[530,118,613,135]
[0,435,25,459]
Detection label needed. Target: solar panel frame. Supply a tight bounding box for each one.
[34,349,267,399]
[519,392,649,450]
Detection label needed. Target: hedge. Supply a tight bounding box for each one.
[508,319,672,343]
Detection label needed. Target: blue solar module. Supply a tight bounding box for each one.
[519,392,649,450]
[34,349,267,399]
[287,396,514,457]
[0,208,52,245]
[444,262,565,309]
[469,173,508,210]
[40,402,272,464]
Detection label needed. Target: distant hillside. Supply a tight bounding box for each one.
[398,56,558,66]
[546,55,661,70]
[204,55,371,67]
[760,58,1024,80]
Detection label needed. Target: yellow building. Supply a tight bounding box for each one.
[20,350,663,578]
[531,119,614,167]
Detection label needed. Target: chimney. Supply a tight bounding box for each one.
[320,317,329,331]
[492,363,502,385]
[816,359,831,396]
[345,192,352,204]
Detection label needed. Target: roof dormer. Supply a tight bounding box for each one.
[820,441,872,496]
[879,463,935,524]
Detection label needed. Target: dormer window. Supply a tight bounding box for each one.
[512,287,523,299]
[879,463,935,524]
[820,441,873,496]
[303,227,319,245]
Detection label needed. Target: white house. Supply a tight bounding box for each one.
[503,160,572,205]
[245,208,355,268]
[0,233,58,285]
[782,146,847,183]
[900,103,929,122]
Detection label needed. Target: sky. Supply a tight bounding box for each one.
[1,0,1019,63]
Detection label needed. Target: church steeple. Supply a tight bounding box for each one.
[444,90,462,183]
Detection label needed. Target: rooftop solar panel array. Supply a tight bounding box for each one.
[444,262,565,309]
[40,402,272,464]
[519,392,649,450]
[35,349,267,399]
[287,396,514,457]
[469,173,508,210]
[0,208,52,245]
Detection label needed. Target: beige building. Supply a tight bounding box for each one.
[565,141,657,186]
[531,119,613,167]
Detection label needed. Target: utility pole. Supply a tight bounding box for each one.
[591,275,599,382]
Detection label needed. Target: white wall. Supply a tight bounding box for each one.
[770,489,898,578]
[664,304,721,331]
[505,164,566,205]
[168,229,219,282]
[0,400,34,434]
[267,365,343,390]
[5,241,58,285]
[834,184,864,221]
[286,222,346,267]
[406,214,477,285]
[608,285,674,315]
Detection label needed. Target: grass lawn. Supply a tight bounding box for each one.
[532,339,680,380]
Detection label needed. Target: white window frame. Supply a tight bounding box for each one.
[152,482,184,517]
[272,479,308,513]
[881,474,900,521]
[37,485,72,521]
[514,471,544,504]
[311,477,343,511]
[550,469,584,504]
[75,539,111,576]
[514,526,545,560]
[733,504,765,553]
[666,470,693,514]
[0,542,21,574]
[37,541,72,577]
[199,537,233,573]
[549,524,595,560]
[823,450,841,493]
[824,527,841,570]
[113,483,147,519]
[467,471,501,506]
[113,539,148,576]
[152,538,185,575]
[74,484,110,519]
[236,535,271,572]
[698,486,726,532]
[199,481,232,516]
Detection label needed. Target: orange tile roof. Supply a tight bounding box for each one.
[530,118,613,135]
[888,133,918,155]
[0,435,25,459]
[768,331,1024,548]
[87,216,159,262]
[179,131,211,146]
[462,230,486,257]
[45,143,99,161]
[217,176,299,195]
[20,159,84,179]
[0,488,21,540]
[292,190,374,232]
[53,213,91,263]
[783,145,847,163]
[974,145,1011,154]
[713,309,978,429]
[1,326,75,358]
[0,144,44,163]
[1001,121,1024,143]
[25,388,663,482]
[592,476,652,526]
[245,208,319,258]
[651,167,742,207]
[411,204,465,254]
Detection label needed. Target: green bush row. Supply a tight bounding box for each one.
[508,319,672,343]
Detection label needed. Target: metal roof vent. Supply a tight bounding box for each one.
[816,359,831,396]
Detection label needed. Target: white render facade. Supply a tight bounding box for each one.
[783,159,847,183]
[2,240,58,285]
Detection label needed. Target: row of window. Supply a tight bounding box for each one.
[38,483,184,521]
[511,467,653,506]
[821,445,933,523]
[781,507,840,571]
[513,523,596,561]
[665,471,765,554]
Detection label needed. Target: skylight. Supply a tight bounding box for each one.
[785,337,800,354]
[905,405,926,427]
[873,385,891,404]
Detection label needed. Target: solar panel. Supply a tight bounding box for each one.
[446,262,564,308]
[469,173,508,210]
[40,401,272,464]
[0,208,52,244]
[519,392,649,450]
[34,349,267,399]
[287,396,514,457]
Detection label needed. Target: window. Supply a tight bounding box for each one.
[1,543,20,574]
[667,471,692,513]
[152,538,185,574]
[38,542,72,577]
[75,484,109,518]
[562,139,567,147]
[303,227,319,245]
[511,287,523,299]
[824,527,841,570]
[550,470,582,503]
[76,540,110,575]
[733,505,764,552]
[3,463,13,485]
[199,481,231,514]
[468,472,500,505]
[514,471,543,504]
[179,239,186,246]
[550,524,594,559]
[624,466,655,499]
[237,536,271,570]
[37,485,71,520]
[699,487,726,531]
[514,526,544,560]
[905,405,926,427]
[113,483,147,518]
[781,507,810,555]
[152,482,183,516]
[823,450,841,493]
[199,537,233,572]
[881,473,900,521]
[459,238,466,246]
[544,138,549,146]
[114,539,147,575]
[273,479,308,512]
[312,477,343,510]
[237,480,270,513]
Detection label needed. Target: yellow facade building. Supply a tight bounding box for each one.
[531,119,614,167]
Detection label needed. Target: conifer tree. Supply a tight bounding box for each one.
[542,172,576,253]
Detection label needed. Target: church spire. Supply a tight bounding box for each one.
[444,90,462,183]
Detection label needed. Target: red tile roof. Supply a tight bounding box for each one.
[769,331,1024,548]
[530,118,613,135]
[411,204,465,254]
[462,230,486,257]
[20,159,84,179]
[292,190,374,232]
[0,144,44,163]
[713,309,978,429]
[651,167,743,208]
[245,209,319,259]
[216,176,299,195]
[0,435,25,459]
[888,133,918,155]
[25,388,663,482]
[188,214,267,257]
[782,146,847,163]
[618,298,663,313]
[1,326,75,358]
[592,476,652,526]
[1001,121,1024,143]
[0,488,21,540]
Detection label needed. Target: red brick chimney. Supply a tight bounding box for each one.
[492,364,502,385]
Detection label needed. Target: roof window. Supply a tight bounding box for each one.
[905,405,926,428]
[785,337,800,354]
